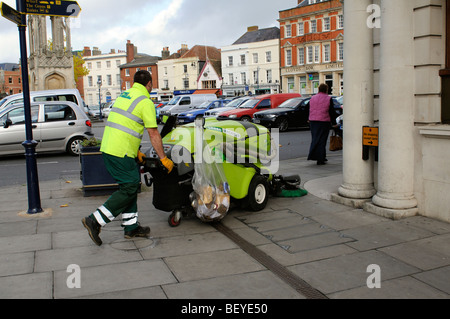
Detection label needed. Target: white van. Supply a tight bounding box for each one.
[0,89,88,114]
[159,94,217,120]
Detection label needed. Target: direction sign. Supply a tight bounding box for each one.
[363,126,379,147]
[24,0,81,17]
[1,2,23,25]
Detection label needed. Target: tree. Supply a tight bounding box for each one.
[73,50,89,82]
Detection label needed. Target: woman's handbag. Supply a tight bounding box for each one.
[329,131,343,151]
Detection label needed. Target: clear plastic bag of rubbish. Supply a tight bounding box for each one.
[191,143,230,222]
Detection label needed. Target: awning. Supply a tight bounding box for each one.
[193,89,221,95]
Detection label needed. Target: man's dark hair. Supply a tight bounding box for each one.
[134,70,152,86]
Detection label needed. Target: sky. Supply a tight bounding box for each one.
[0,0,298,63]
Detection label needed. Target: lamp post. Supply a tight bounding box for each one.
[97,78,103,120]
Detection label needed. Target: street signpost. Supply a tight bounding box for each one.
[0,2,23,25]
[1,0,81,214]
[24,0,81,17]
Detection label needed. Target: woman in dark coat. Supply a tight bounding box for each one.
[307,83,335,165]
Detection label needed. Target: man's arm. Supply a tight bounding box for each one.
[147,127,166,159]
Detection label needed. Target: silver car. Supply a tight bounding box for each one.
[0,101,94,156]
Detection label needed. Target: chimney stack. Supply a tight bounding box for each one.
[126,40,135,63]
[162,47,170,59]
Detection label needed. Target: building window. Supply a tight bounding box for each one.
[125,69,130,77]
[286,24,292,38]
[253,53,258,64]
[300,76,307,95]
[163,80,169,89]
[183,78,189,89]
[323,44,330,63]
[338,42,344,61]
[241,72,247,85]
[287,77,294,93]
[107,74,112,86]
[88,76,93,87]
[240,54,246,66]
[228,56,233,66]
[87,62,92,69]
[8,77,12,84]
[229,73,234,85]
[106,61,111,68]
[311,20,317,33]
[307,46,313,64]
[116,60,121,67]
[96,62,101,69]
[323,17,330,31]
[202,80,216,89]
[286,49,292,66]
[183,65,187,73]
[298,47,304,65]
[267,70,272,83]
[298,22,304,36]
[338,15,344,29]
[266,51,272,63]
[253,71,258,84]
[314,45,320,63]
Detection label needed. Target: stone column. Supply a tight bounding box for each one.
[334,0,376,207]
[366,0,418,219]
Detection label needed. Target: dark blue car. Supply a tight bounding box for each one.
[177,99,231,124]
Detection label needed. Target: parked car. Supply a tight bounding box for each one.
[204,96,251,118]
[159,94,217,122]
[253,97,343,132]
[217,93,301,122]
[0,89,88,115]
[0,101,93,156]
[177,99,231,124]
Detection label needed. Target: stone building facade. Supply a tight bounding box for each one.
[332,0,450,223]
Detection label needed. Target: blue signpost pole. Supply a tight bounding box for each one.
[16,0,43,214]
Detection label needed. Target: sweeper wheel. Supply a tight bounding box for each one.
[168,210,182,227]
[248,175,270,211]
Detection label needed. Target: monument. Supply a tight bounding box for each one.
[27,15,75,91]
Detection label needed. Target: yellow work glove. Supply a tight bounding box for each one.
[160,156,174,174]
[137,150,146,165]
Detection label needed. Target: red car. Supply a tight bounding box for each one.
[217,93,301,122]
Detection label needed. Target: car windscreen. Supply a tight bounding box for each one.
[226,98,248,108]
[194,101,210,109]
[0,98,7,108]
[239,99,259,108]
[167,96,181,105]
[278,98,305,109]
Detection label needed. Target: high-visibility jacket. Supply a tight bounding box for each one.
[101,83,157,158]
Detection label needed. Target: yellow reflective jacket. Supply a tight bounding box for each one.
[100,83,156,158]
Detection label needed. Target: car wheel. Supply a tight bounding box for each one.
[247,175,270,211]
[276,118,289,132]
[241,116,251,122]
[67,136,85,156]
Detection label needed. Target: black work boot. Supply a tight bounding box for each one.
[124,225,150,239]
[82,217,102,246]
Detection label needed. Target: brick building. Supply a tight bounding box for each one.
[279,0,343,95]
[0,63,22,96]
[120,40,161,100]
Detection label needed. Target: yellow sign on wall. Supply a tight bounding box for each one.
[363,127,379,147]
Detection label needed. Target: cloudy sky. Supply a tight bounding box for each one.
[0,0,297,63]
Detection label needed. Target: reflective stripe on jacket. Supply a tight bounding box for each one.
[100,83,156,158]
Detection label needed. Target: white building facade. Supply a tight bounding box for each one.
[221,26,281,97]
[83,48,126,107]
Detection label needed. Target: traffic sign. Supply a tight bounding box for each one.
[24,0,81,17]
[363,126,379,147]
[1,2,23,25]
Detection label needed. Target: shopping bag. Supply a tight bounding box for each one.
[329,132,343,151]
